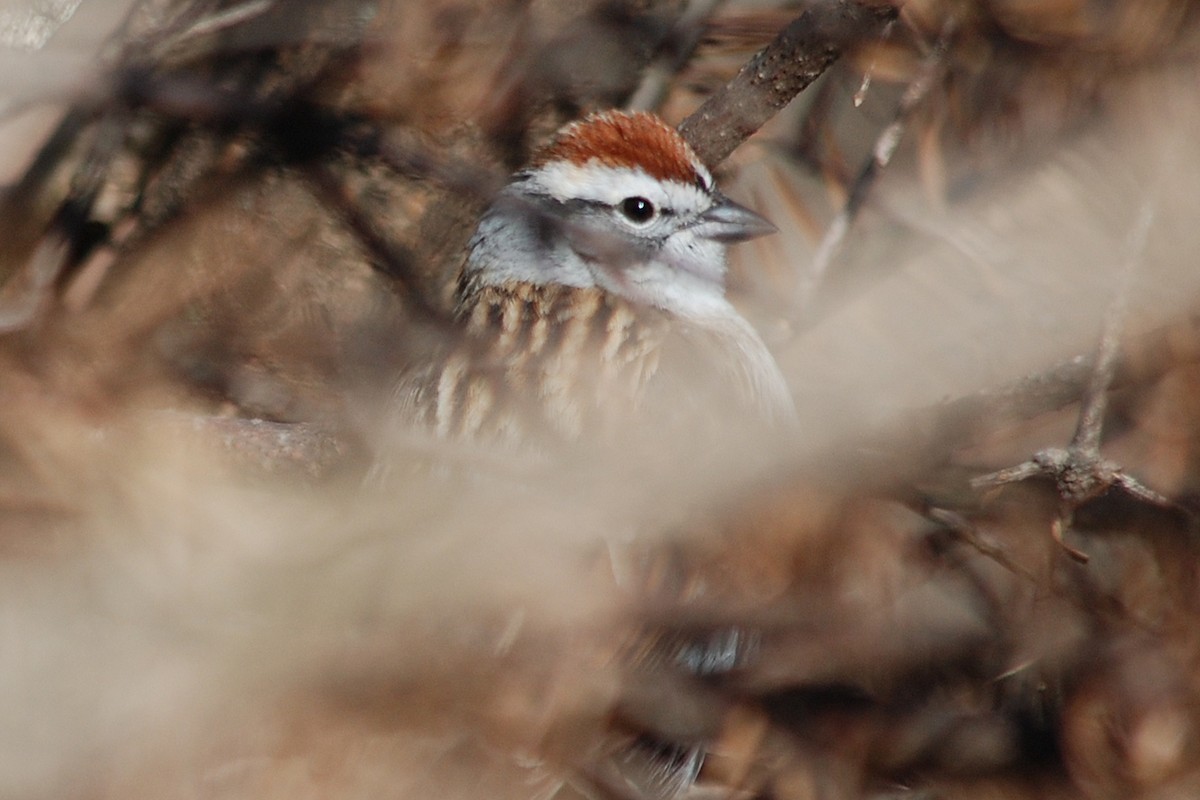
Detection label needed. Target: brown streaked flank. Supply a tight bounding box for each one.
[531,111,707,187]
[419,281,674,443]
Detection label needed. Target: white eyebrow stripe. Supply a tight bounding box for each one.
[525,161,711,213]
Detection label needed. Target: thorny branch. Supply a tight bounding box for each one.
[968,196,1174,560]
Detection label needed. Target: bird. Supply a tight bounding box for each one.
[391,110,794,451]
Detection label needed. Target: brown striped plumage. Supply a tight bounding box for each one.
[424,281,671,445]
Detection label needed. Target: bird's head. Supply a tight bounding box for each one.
[465,111,775,318]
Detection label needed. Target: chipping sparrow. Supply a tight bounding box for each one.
[397,110,793,447]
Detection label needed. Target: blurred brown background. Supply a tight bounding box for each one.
[2,1,1200,798]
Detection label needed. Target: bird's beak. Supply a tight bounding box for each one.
[695,195,777,243]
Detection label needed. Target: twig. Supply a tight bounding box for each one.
[678,0,897,168]
[0,235,69,331]
[0,111,128,331]
[969,195,1170,562]
[926,506,1038,583]
[1070,200,1153,455]
[794,20,952,314]
[626,0,728,113]
[301,164,451,329]
[156,413,353,477]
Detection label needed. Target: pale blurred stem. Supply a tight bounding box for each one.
[0,105,100,283]
[160,414,352,477]
[626,0,728,113]
[901,316,1199,476]
[678,0,898,168]
[1070,199,1153,455]
[0,111,127,331]
[796,21,951,314]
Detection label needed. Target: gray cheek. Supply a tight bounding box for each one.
[466,205,599,289]
[566,217,657,270]
[465,210,543,281]
[662,235,727,282]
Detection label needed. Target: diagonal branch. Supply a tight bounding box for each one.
[678,0,898,167]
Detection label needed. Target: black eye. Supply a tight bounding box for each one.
[620,196,655,224]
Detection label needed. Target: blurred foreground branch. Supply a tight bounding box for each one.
[901,310,1200,466]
